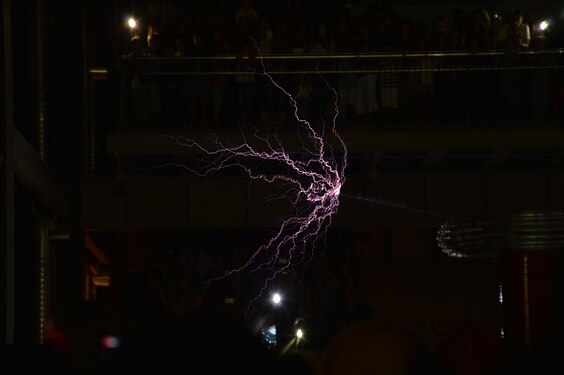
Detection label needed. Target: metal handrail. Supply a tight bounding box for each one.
[120,48,564,60]
[118,48,564,75]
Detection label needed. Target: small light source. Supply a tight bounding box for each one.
[127,17,137,29]
[225,297,236,304]
[272,293,282,305]
[296,328,304,339]
[540,20,549,31]
[101,335,120,349]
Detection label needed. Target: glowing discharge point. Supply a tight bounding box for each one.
[156,36,347,310]
[332,185,341,198]
[539,20,548,31]
[296,328,303,339]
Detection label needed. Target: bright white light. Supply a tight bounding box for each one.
[127,17,137,29]
[272,293,282,305]
[296,328,303,339]
[540,20,549,31]
[332,185,341,197]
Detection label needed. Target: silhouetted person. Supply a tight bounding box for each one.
[107,309,276,374]
[323,319,453,375]
[0,344,65,375]
[158,264,204,315]
[107,262,280,374]
[497,10,530,52]
[497,10,531,121]
[436,322,503,375]
[50,300,113,375]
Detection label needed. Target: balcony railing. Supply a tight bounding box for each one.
[111,49,564,132]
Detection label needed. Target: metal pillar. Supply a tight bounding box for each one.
[35,0,47,161]
[2,0,15,346]
[501,251,552,356]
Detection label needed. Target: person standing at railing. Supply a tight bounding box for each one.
[410,35,436,125]
[467,10,496,51]
[435,28,466,125]
[378,40,400,125]
[497,9,530,52]
[126,35,152,129]
[354,23,379,125]
[235,41,257,125]
[309,21,335,55]
[146,33,164,127]
[396,19,417,125]
[235,0,259,39]
[269,19,293,93]
[466,10,497,123]
[327,17,356,122]
[497,10,531,123]
[188,29,212,128]
[210,29,230,128]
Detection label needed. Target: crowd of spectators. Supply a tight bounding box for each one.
[117,1,563,129]
[123,1,545,58]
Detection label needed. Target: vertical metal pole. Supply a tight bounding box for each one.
[2,0,15,346]
[82,7,95,177]
[38,221,49,344]
[35,0,47,161]
[34,0,49,345]
[502,251,551,357]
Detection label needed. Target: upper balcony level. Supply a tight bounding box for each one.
[114,49,564,129]
[8,0,564,181]
[90,49,564,178]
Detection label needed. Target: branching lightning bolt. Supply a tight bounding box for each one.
[156,42,347,310]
